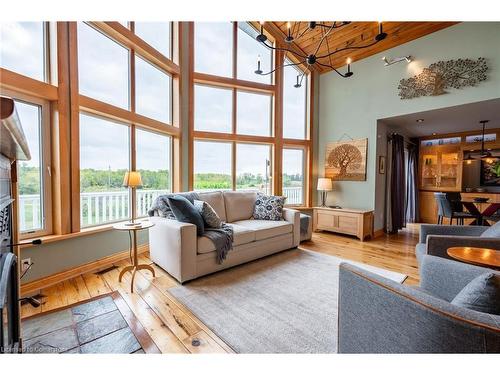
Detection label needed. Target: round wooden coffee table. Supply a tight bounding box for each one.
[447,246,500,270]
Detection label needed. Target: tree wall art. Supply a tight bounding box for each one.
[398,57,488,99]
[324,138,368,181]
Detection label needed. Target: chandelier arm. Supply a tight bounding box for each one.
[260,39,308,59]
[323,26,335,68]
[315,61,349,78]
[295,24,310,40]
[257,60,306,76]
[316,38,381,59]
[299,70,307,86]
[312,23,335,57]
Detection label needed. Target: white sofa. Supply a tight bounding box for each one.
[149,190,300,283]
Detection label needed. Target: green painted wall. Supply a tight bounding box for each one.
[317,22,500,230]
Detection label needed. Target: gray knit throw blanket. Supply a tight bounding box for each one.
[148,192,233,264]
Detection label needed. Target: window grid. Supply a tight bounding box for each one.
[191,22,311,205]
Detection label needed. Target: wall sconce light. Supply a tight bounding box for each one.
[382,56,412,66]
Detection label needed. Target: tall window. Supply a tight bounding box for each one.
[16,99,51,235]
[193,141,232,191]
[79,114,130,227]
[194,22,233,77]
[136,129,172,217]
[77,22,129,109]
[283,59,307,139]
[0,22,46,81]
[194,84,232,133]
[134,22,172,58]
[135,55,172,123]
[236,144,272,194]
[236,91,272,136]
[282,148,305,205]
[237,23,272,84]
[190,22,311,200]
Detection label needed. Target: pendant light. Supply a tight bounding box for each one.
[479,120,496,160]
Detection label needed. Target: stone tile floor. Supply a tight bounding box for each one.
[23,296,142,354]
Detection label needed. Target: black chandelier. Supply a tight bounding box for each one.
[254,21,388,87]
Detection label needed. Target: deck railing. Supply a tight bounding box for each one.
[19,186,304,230]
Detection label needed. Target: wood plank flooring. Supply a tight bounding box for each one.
[20,224,420,353]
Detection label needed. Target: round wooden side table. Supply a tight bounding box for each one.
[113,221,155,292]
[447,246,500,270]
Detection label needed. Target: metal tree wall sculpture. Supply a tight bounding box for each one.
[398,57,488,99]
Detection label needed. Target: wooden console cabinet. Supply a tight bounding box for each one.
[312,207,374,241]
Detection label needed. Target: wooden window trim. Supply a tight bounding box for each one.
[2,89,54,239]
[89,22,180,76]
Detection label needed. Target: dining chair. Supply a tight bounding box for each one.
[434,192,478,225]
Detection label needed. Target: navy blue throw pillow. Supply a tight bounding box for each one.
[167,195,205,235]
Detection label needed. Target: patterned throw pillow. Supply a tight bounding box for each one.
[194,200,223,228]
[253,194,287,221]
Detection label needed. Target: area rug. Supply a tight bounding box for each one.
[22,292,158,353]
[169,248,407,354]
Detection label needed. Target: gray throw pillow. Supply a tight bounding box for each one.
[166,195,205,236]
[253,194,286,221]
[194,200,222,228]
[451,273,500,315]
[480,221,500,238]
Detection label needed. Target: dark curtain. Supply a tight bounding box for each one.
[405,142,419,223]
[389,134,406,233]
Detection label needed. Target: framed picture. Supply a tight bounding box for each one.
[324,138,368,181]
[379,155,386,174]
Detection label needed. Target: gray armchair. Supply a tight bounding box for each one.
[416,224,500,265]
[338,257,500,353]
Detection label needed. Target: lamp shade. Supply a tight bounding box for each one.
[317,178,332,191]
[123,171,143,188]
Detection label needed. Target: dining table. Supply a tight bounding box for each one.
[460,199,500,226]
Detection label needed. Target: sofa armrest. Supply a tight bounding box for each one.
[283,208,300,247]
[338,263,500,353]
[426,235,500,260]
[419,255,496,302]
[419,224,487,243]
[148,217,197,283]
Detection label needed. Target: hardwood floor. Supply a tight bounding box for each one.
[20,224,420,353]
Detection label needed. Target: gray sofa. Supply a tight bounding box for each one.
[415,224,500,265]
[149,190,300,283]
[338,255,500,353]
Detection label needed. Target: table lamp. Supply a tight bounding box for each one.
[123,171,143,226]
[317,178,333,207]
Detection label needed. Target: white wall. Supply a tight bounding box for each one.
[317,22,500,230]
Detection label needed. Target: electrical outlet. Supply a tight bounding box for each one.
[21,258,31,272]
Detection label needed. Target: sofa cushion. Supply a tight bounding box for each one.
[253,194,286,221]
[480,221,500,238]
[451,273,500,315]
[233,219,292,241]
[197,223,256,254]
[228,223,256,246]
[223,191,257,223]
[197,236,217,254]
[167,195,204,236]
[198,191,227,222]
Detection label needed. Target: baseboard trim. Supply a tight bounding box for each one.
[21,244,149,296]
[373,228,385,238]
